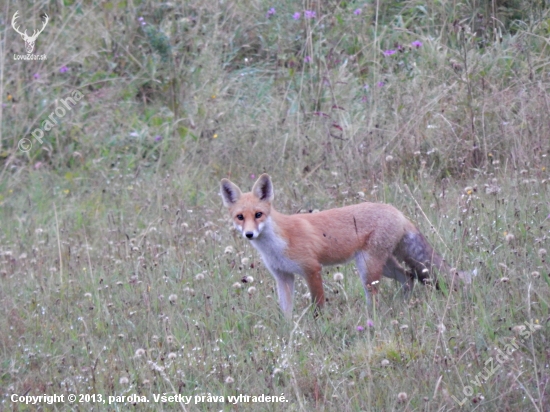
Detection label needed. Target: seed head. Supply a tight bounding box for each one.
[333,272,344,281]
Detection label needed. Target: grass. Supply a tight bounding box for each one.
[1,0,550,410]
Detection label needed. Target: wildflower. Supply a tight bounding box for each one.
[33,73,40,79]
[266,8,275,17]
[247,286,256,294]
[500,277,510,283]
[411,40,423,48]
[538,248,547,257]
[225,376,234,384]
[353,9,361,15]
[134,348,146,358]
[304,56,312,63]
[381,359,390,366]
[232,282,242,289]
[532,271,540,278]
[292,12,301,20]
[242,275,254,283]
[250,174,255,179]
[195,273,205,280]
[367,319,374,327]
[154,135,162,142]
[167,352,177,360]
[333,272,344,281]
[59,66,69,73]
[224,246,234,254]
[383,49,397,56]
[119,376,129,385]
[505,233,515,243]
[385,155,394,162]
[169,294,177,304]
[356,325,364,331]
[511,325,526,334]
[397,392,408,402]
[304,10,316,19]
[377,81,385,87]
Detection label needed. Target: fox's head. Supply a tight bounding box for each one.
[220,174,273,240]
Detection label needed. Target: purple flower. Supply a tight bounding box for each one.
[383,49,397,56]
[266,8,276,17]
[59,66,69,73]
[138,17,144,22]
[33,73,40,80]
[354,8,362,15]
[304,10,316,19]
[356,326,364,331]
[154,135,162,142]
[304,56,312,63]
[367,319,374,327]
[411,40,423,48]
[377,81,385,87]
[250,174,255,179]
[293,12,301,20]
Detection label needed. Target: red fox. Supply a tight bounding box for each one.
[221,174,470,318]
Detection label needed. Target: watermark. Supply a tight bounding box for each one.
[18,90,85,152]
[12,10,48,60]
[451,319,542,406]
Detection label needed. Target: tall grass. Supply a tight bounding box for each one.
[1,1,549,410]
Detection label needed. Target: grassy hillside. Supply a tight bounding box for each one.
[1,1,549,410]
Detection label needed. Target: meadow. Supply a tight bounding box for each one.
[1,0,549,410]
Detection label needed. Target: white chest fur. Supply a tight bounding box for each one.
[250,217,303,277]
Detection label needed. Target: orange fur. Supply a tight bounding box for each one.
[221,174,468,319]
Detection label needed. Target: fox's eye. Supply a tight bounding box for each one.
[255,212,263,219]
[236,214,244,221]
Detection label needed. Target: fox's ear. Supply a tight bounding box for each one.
[220,179,242,207]
[251,173,274,202]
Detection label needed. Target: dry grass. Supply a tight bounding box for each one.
[1,1,549,410]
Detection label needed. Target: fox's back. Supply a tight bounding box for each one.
[271,202,415,266]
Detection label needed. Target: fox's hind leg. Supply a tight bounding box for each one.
[383,256,414,298]
[355,251,386,310]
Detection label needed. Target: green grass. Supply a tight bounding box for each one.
[1,1,550,410]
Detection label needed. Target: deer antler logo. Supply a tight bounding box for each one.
[12,11,49,54]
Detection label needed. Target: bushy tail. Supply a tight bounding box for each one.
[396,230,470,287]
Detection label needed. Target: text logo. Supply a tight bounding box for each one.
[12,10,48,60]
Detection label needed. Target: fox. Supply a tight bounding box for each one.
[220,173,470,319]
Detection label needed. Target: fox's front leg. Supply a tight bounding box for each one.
[302,263,325,316]
[272,271,295,319]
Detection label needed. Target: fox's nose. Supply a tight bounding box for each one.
[245,232,254,239]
